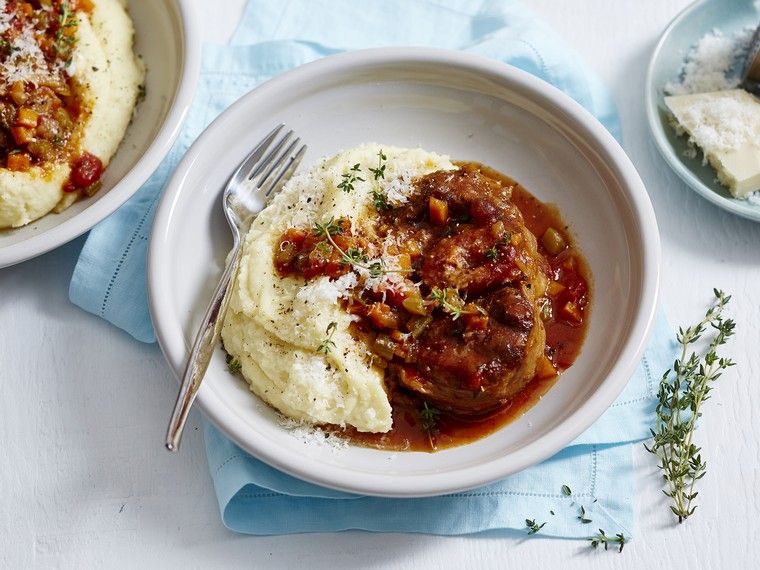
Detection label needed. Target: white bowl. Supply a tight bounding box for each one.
[0,0,201,268]
[148,48,660,497]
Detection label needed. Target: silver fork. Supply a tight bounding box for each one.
[165,124,307,451]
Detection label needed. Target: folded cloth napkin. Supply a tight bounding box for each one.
[69,0,673,537]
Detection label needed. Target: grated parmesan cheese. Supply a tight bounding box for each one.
[0,0,68,91]
[665,27,753,95]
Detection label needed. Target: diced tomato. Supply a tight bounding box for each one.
[464,312,489,331]
[70,152,103,188]
[463,372,484,391]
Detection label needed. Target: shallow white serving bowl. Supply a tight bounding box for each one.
[0,0,200,268]
[149,48,660,498]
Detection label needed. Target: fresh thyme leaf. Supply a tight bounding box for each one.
[484,245,498,260]
[501,231,512,245]
[343,247,369,265]
[644,289,735,523]
[369,149,387,180]
[371,188,390,211]
[577,505,592,524]
[525,518,546,535]
[419,402,440,449]
[428,288,477,320]
[317,321,338,354]
[589,529,626,553]
[561,484,572,496]
[549,510,555,516]
[55,2,78,61]
[312,217,344,238]
[313,218,412,278]
[225,354,242,374]
[0,37,17,53]
[337,163,365,193]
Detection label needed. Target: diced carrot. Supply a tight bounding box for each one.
[9,81,27,105]
[390,330,404,342]
[547,280,566,297]
[367,302,400,330]
[396,253,411,271]
[401,239,423,258]
[6,153,32,172]
[560,301,582,324]
[77,0,95,12]
[428,197,449,225]
[20,3,32,16]
[16,107,39,128]
[535,355,558,380]
[11,126,35,145]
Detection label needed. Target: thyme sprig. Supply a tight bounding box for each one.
[225,354,242,374]
[371,189,390,211]
[589,529,626,552]
[429,288,479,320]
[419,402,440,449]
[525,519,546,535]
[312,217,413,278]
[644,289,735,523]
[368,149,387,180]
[337,163,364,193]
[55,2,78,60]
[317,321,338,354]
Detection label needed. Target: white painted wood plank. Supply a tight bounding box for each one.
[2,1,758,567]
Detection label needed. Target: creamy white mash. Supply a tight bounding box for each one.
[221,145,456,432]
[0,0,144,228]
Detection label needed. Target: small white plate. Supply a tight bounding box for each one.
[149,48,660,497]
[0,0,201,268]
[646,0,760,222]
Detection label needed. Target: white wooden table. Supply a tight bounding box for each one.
[2,1,758,567]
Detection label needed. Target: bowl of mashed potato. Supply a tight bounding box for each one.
[0,0,200,267]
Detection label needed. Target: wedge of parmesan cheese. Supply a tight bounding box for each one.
[665,89,760,198]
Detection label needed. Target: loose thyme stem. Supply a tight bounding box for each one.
[645,289,735,523]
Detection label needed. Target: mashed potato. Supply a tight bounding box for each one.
[0,0,144,228]
[221,145,456,432]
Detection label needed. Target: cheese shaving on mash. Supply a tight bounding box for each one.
[221,145,455,433]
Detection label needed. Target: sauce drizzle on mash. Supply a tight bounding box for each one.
[222,145,590,451]
[0,0,144,229]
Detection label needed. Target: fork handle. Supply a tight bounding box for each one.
[165,242,243,451]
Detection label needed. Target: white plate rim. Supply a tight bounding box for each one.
[149,47,661,497]
[0,0,202,268]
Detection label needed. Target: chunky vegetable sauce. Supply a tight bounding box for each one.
[275,162,590,451]
[0,0,103,195]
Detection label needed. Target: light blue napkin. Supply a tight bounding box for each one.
[69,0,673,537]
